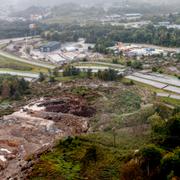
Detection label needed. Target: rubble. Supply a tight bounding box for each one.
[0,94,95,179]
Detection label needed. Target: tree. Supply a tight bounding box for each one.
[63,66,80,77]
[39,72,46,82]
[150,112,180,149]
[0,75,29,100]
[161,148,180,179]
[13,90,21,100]
[131,61,143,70]
[140,145,163,177]
[164,114,180,148]
[49,76,55,83]
[87,69,92,78]
[149,113,166,135]
[112,58,118,64]
[1,80,10,99]
[126,61,132,67]
[152,67,158,72]
[52,68,59,77]
[96,69,119,81]
[18,78,29,92]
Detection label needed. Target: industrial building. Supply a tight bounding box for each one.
[40,41,61,52]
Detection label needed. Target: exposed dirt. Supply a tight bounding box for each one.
[0,94,95,179]
[39,95,95,117]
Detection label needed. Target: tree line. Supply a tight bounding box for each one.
[121,105,180,180]
[0,75,29,100]
[62,65,121,81]
[41,24,180,51]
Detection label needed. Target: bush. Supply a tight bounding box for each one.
[161,148,180,179]
[63,66,80,76]
[131,61,143,70]
[0,75,29,100]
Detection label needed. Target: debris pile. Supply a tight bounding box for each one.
[0,95,95,179]
[39,96,95,117]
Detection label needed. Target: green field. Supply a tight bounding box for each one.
[0,55,49,73]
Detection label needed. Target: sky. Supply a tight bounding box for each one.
[2,0,180,10]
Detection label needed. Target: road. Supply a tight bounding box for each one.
[0,36,55,69]
[0,37,35,45]
[79,61,125,68]
[0,70,39,79]
[0,51,55,69]
[130,43,180,52]
[157,93,180,100]
[126,72,180,96]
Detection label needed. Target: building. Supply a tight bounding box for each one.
[46,54,67,64]
[158,21,170,26]
[125,13,142,20]
[64,46,78,52]
[40,41,61,52]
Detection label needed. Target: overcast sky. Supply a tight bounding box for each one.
[2,0,180,9]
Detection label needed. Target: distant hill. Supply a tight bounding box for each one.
[6,0,180,12]
[11,6,48,18]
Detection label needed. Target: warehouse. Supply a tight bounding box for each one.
[40,41,61,52]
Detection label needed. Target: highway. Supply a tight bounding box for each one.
[126,72,180,95]
[0,37,35,45]
[0,70,39,79]
[79,61,125,68]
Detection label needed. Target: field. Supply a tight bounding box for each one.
[0,54,49,73]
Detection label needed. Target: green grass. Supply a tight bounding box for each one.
[0,100,14,116]
[29,133,151,180]
[0,55,48,73]
[55,72,91,82]
[100,90,142,115]
[158,96,180,106]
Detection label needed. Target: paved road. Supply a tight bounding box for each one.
[133,72,180,87]
[0,37,35,45]
[0,70,39,78]
[0,36,55,69]
[157,93,180,100]
[126,72,180,95]
[79,62,125,68]
[0,51,55,69]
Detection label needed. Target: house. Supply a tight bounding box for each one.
[40,41,61,52]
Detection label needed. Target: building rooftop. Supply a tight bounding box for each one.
[41,41,60,48]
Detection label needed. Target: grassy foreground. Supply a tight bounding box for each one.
[29,133,151,180]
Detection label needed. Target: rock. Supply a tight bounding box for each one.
[0,155,8,170]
